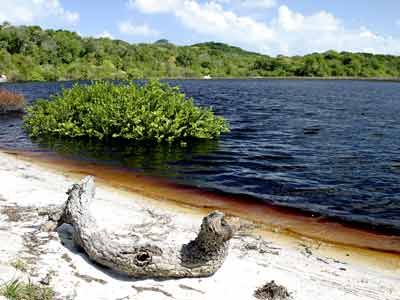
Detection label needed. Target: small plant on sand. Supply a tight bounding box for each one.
[0,278,54,300]
[24,80,229,144]
[10,259,28,272]
[0,89,25,114]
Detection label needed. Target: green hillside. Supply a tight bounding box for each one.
[1,23,400,81]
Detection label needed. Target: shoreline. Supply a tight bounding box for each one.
[2,149,400,266]
[1,76,400,84]
[0,150,399,299]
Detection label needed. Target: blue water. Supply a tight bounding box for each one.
[1,79,400,233]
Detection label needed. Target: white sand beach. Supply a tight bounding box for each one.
[0,151,399,300]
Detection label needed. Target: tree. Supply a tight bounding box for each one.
[176,50,195,67]
[1,23,399,81]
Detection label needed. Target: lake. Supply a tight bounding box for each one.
[1,79,400,234]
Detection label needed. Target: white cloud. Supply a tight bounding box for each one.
[129,0,400,55]
[96,31,114,39]
[127,0,181,13]
[358,27,377,39]
[277,5,339,32]
[240,0,277,9]
[214,0,276,9]
[118,21,159,37]
[272,6,400,55]
[63,11,80,25]
[131,0,275,51]
[179,1,275,48]
[0,0,79,25]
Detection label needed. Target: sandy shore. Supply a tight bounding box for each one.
[0,151,399,300]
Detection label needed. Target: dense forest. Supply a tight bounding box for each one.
[1,23,400,81]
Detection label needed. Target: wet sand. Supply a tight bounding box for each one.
[2,148,400,271]
[1,149,399,300]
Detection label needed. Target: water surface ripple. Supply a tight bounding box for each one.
[1,79,400,233]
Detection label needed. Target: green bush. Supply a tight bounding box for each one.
[24,81,229,144]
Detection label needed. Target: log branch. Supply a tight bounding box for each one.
[52,176,235,278]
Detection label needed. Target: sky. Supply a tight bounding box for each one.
[0,0,399,56]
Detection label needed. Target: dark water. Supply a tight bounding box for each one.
[1,79,400,233]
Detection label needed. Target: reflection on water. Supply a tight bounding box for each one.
[32,136,220,179]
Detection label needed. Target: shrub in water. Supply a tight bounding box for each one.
[0,89,25,114]
[24,81,229,143]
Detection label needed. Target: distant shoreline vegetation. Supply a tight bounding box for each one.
[1,23,400,82]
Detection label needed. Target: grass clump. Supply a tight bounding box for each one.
[24,80,229,144]
[0,279,54,300]
[0,89,25,114]
[10,259,28,272]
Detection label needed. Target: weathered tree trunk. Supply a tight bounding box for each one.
[52,176,235,278]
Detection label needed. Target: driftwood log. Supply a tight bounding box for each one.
[51,176,235,278]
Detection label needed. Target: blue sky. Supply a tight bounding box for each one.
[1,0,399,56]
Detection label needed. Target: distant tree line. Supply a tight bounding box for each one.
[1,23,400,81]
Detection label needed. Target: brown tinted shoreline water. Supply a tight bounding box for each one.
[2,148,400,270]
